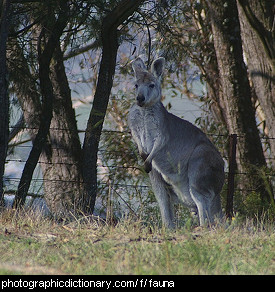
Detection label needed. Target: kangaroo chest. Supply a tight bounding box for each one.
[131,106,163,154]
[140,110,161,153]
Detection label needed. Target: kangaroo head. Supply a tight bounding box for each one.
[132,57,165,107]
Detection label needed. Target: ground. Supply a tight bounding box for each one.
[0,209,274,275]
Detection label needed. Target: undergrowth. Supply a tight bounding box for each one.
[0,208,274,275]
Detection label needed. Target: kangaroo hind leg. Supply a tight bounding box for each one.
[189,186,215,226]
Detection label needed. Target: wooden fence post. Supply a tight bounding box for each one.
[226,134,237,219]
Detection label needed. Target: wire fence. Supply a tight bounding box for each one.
[3,125,275,217]
[5,127,275,177]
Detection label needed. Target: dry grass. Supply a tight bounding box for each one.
[0,208,274,275]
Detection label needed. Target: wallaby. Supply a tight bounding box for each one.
[128,57,225,228]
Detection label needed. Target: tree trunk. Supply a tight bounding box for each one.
[237,0,275,169]
[191,2,228,127]
[41,44,88,217]
[207,0,271,203]
[13,2,69,208]
[82,0,144,213]
[0,0,10,206]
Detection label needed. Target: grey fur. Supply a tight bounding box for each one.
[128,57,225,228]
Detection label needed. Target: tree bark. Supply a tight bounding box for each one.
[0,0,10,206]
[41,44,87,217]
[207,0,271,203]
[237,0,275,169]
[82,0,145,213]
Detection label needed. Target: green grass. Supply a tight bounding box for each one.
[0,209,274,275]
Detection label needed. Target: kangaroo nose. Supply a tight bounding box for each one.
[137,95,145,106]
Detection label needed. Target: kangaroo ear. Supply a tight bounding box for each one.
[132,58,146,77]
[151,57,165,79]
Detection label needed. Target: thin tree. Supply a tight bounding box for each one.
[0,0,10,207]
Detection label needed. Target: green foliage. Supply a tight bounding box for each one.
[235,191,275,221]
[243,191,269,217]
[232,165,275,219]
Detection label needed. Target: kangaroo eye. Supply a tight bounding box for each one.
[135,84,138,89]
[149,83,155,89]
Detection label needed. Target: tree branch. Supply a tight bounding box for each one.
[63,40,100,60]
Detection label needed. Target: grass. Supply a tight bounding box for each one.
[0,209,274,275]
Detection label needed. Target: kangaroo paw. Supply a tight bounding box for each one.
[144,160,152,173]
[140,152,149,162]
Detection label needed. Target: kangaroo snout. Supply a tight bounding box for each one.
[137,94,145,107]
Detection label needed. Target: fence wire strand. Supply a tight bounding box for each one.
[4,125,275,200]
